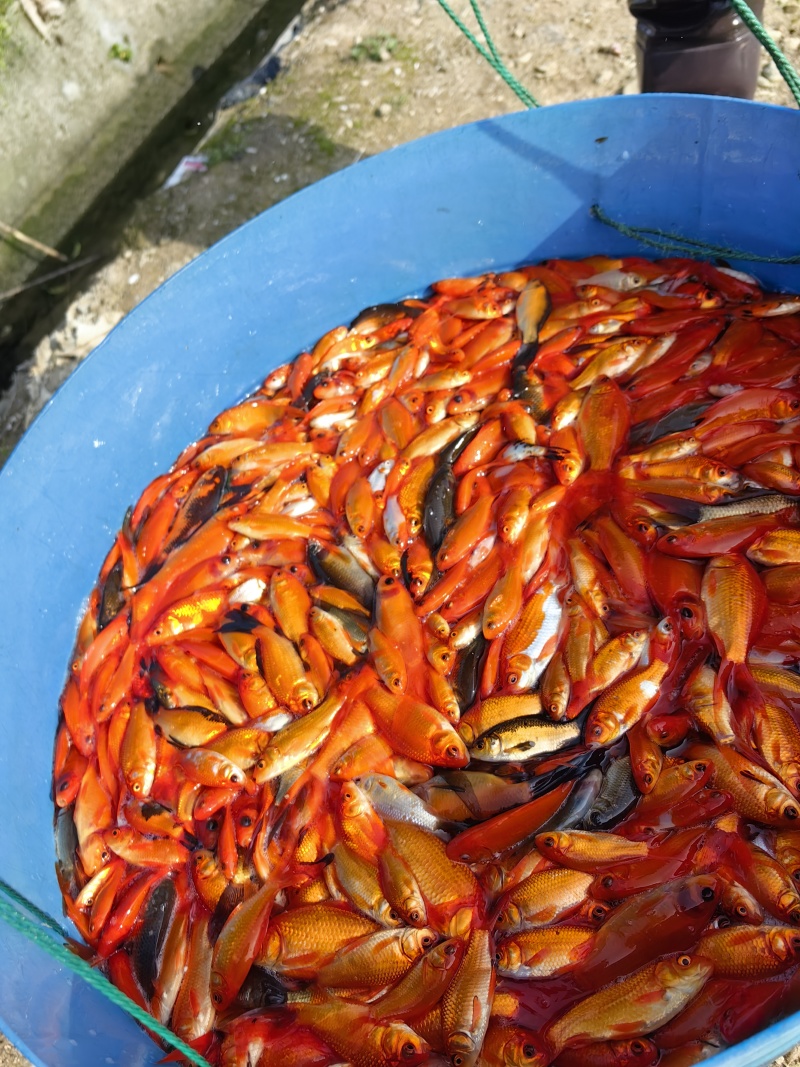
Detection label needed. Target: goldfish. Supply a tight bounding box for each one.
[53,255,800,1066]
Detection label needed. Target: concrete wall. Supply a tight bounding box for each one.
[0,0,272,288]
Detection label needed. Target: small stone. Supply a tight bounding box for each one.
[511,23,526,38]
[598,43,622,57]
[61,80,81,102]
[375,102,392,118]
[128,273,140,286]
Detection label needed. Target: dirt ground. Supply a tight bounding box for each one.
[2,0,800,1064]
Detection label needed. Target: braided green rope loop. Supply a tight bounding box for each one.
[591,203,800,264]
[434,0,539,109]
[0,880,214,1067]
[729,0,800,107]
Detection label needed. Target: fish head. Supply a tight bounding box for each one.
[380,1023,429,1065]
[427,938,464,974]
[655,953,714,996]
[767,927,800,962]
[376,899,404,928]
[772,394,800,420]
[496,938,522,973]
[191,848,220,881]
[764,788,800,825]
[681,759,712,785]
[721,882,762,923]
[607,1039,660,1067]
[338,779,373,820]
[505,654,533,691]
[585,709,621,748]
[469,733,503,760]
[651,615,677,658]
[679,874,721,913]
[495,901,522,934]
[431,729,470,766]
[673,596,706,641]
[402,927,438,961]
[624,514,659,548]
[535,831,569,857]
[446,1031,478,1067]
[503,1031,548,1067]
[776,891,800,925]
[289,678,320,714]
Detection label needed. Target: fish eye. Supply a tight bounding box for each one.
[384,576,394,586]
[212,992,223,1005]
[445,943,456,956]
[542,836,556,848]
[630,1041,646,1055]
[402,1044,417,1060]
[508,673,520,685]
[422,934,434,946]
[665,535,678,544]
[410,910,421,923]
[495,951,502,963]
[701,887,715,901]
[602,876,614,889]
[788,807,799,820]
[591,905,607,922]
[453,1057,464,1067]
[239,815,252,827]
[302,698,314,711]
[680,606,694,619]
[591,725,603,738]
[256,760,266,770]
[736,904,747,916]
[206,819,219,831]
[643,774,653,786]
[678,955,691,967]
[446,745,461,759]
[523,1046,537,1058]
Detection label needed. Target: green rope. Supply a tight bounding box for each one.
[0,878,72,940]
[0,880,214,1067]
[590,203,800,264]
[467,0,504,70]
[434,0,539,109]
[730,0,800,107]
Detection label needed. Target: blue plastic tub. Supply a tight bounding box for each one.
[1,93,800,1067]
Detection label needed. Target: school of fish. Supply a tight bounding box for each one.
[53,253,800,1067]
